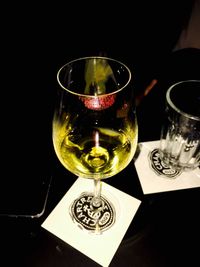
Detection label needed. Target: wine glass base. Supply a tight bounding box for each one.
[70,192,116,233]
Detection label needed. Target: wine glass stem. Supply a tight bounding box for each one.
[92,179,102,207]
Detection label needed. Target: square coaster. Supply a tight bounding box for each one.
[134,140,200,194]
[42,177,141,267]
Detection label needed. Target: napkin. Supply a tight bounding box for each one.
[42,177,141,267]
[134,140,200,194]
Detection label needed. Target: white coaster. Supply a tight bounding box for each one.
[134,140,200,194]
[42,177,141,267]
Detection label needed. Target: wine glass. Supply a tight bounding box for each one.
[52,56,138,233]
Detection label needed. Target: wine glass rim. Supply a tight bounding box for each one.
[57,56,132,97]
[166,79,200,121]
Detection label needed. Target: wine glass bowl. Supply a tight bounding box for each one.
[52,56,138,233]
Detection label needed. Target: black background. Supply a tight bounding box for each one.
[1,1,199,266]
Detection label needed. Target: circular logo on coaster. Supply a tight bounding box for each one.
[70,193,115,232]
[148,148,182,178]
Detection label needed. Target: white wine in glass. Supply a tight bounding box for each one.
[52,56,138,233]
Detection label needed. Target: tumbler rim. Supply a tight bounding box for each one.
[166,79,200,121]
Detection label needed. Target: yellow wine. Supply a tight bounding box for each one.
[53,118,138,179]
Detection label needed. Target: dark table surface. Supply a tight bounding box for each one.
[1,149,200,267]
[1,47,200,267]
